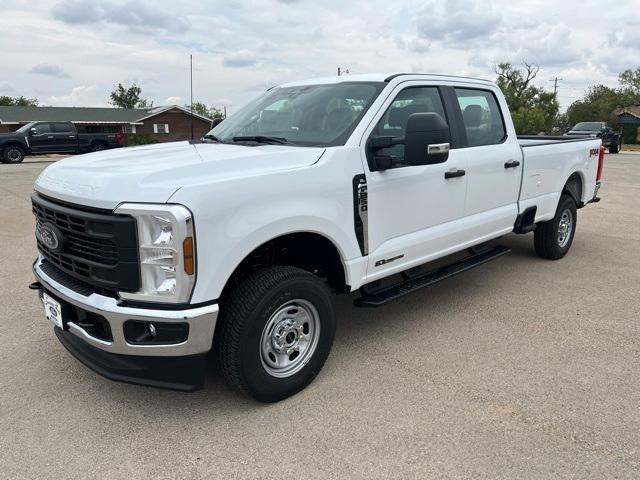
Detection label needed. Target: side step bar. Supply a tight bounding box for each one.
[354,245,511,308]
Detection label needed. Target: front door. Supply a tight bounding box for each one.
[29,123,54,153]
[360,83,468,282]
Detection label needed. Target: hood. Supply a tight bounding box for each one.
[35,141,325,209]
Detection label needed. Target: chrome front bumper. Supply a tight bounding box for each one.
[33,257,218,357]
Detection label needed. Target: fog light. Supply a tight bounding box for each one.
[123,320,189,345]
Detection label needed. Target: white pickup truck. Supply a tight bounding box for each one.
[31,73,603,402]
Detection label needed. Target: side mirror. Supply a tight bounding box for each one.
[29,127,37,136]
[404,112,450,166]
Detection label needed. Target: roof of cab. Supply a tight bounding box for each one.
[278,72,495,88]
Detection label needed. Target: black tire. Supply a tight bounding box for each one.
[91,142,107,152]
[2,145,25,163]
[609,143,619,154]
[215,266,336,402]
[534,194,577,260]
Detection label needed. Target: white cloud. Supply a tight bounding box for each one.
[0,0,637,111]
[46,85,100,106]
[165,96,184,105]
[30,63,71,78]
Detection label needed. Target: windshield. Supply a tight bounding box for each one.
[208,82,385,146]
[16,122,36,133]
[573,122,602,131]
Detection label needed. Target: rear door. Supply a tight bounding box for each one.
[449,87,522,241]
[360,82,469,281]
[50,122,77,152]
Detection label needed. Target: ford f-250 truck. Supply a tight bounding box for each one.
[30,73,603,402]
[1,121,122,163]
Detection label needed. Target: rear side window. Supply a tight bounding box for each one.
[455,89,506,147]
[52,123,72,133]
[371,86,447,163]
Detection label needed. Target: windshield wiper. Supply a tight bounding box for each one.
[232,135,288,145]
[202,134,223,142]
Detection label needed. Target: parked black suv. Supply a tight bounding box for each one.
[565,122,623,153]
[0,121,123,163]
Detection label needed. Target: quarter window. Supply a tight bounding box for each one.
[454,89,506,147]
[370,87,447,164]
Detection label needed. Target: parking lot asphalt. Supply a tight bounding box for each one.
[1,153,639,479]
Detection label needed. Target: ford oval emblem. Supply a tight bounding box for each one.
[37,222,65,253]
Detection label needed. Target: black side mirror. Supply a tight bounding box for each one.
[29,127,37,136]
[404,112,450,166]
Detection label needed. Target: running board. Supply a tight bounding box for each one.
[354,245,511,308]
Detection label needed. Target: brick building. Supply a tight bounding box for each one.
[0,105,213,142]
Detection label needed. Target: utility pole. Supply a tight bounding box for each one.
[337,67,350,76]
[549,76,563,97]
[190,54,194,140]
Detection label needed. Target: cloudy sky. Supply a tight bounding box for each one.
[1,0,638,112]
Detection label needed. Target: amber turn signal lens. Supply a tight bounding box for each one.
[183,237,194,275]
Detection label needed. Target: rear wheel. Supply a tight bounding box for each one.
[2,145,25,163]
[215,266,336,402]
[534,194,577,260]
[609,143,619,154]
[91,142,107,152]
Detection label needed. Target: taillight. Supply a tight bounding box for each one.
[115,132,123,144]
[596,145,605,181]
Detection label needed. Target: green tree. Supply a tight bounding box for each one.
[186,102,225,120]
[495,61,560,134]
[109,83,152,108]
[565,85,622,126]
[0,95,38,106]
[618,68,640,96]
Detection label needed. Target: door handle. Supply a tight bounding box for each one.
[47,136,54,139]
[69,135,75,138]
[504,160,521,169]
[444,169,466,179]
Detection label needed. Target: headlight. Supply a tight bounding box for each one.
[114,203,196,303]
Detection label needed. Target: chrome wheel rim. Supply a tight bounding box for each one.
[557,208,573,248]
[7,148,21,161]
[260,299,320,378]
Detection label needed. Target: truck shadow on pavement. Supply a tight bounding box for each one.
[81,233,545,413]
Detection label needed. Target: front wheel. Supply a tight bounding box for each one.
[534,194,577,260]
[215,266,336,402]
[609,143,619,154]
[2,145,25,163]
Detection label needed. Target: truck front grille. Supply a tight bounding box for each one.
[32,193,140,292]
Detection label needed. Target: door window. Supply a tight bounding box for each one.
[370,87,447,164]
[454,89,506,147]
[35,123,51,135]
[52,123,72,133]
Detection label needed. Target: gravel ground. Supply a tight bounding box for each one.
[0,153,638,479]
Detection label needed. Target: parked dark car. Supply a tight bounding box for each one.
[565,122,623,153]
[0,121,123,163]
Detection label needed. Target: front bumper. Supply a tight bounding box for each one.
[33,257,219,390]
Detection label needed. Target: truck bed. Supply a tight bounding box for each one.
[517,135,600,223]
